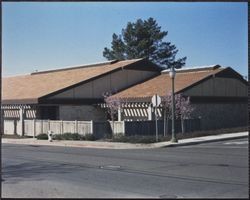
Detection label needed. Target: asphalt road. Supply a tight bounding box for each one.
[2,138,249,198]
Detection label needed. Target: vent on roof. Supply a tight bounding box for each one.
[30,59,119,75]
[161,64,221,74]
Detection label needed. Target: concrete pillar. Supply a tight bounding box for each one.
[118,106,122,121]
[90,120,94,135]
[19,107,24,136]
[147,105,152,120]
[33,119,36,138]
[41,120,43,134]
[122,120,125,135]
[75,120,78,133]
[61,120,63,134]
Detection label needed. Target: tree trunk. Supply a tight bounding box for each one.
[181,118,185,134]
[166,117,169,135]
[112,120,114,136]
[110,115,114,138]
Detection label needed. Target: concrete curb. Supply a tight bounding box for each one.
[162,135,248,148]
[2,132,248,149]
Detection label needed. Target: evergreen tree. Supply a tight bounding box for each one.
[103,17,186,69]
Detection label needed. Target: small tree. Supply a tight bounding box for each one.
[103,92,122,136]
[161,94,172,136]
[162,93,194,134]
[175,94,194,134]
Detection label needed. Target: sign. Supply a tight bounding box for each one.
[151,94,161,142]
[151,94,161,107]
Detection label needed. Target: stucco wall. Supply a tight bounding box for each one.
[59,105,106,121]
[191,103,248,130]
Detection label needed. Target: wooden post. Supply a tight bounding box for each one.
[61,120,63,134]
[118,106,122,121]
[33,119,36,138]
[19,107,24,136]
[75,120,78,133]
[122,120,125,135]
[147,105,152,120]
[90,120,93,135]
[48,119,50,133]
[41,120,43,134]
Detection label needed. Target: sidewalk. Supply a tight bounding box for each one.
[2,131,248,149]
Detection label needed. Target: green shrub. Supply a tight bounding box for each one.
[53,134,63,140]
[62,132,74,140]
[112,134,160,144]
[53,133,84,140]
[36,133,48,140]
[71,133,83,140]
[112,134,130,142]
[84,133,96,141]
[106,133,113,139]
[134,136,157,143]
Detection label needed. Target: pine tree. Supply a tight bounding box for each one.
[103,17,186,69]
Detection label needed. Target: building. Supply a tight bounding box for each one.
[2,58,161,121]
[2,59,247,131]
[112,65,248,130]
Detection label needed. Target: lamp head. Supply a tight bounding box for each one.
[169,66,176,79]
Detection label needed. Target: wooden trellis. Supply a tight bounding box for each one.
[99,101,164,121]
[1,104,38,119]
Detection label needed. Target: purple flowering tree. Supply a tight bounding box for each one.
[162,93,194,134]
[175,94,194,133]
[161,93,172,136]
[103,92,122,134]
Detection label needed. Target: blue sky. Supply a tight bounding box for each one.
[2,2,248,77]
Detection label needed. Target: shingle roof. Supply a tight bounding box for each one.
[2,58,150,103]
[112,65,224,101]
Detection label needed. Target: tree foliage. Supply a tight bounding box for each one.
[161,93,194,134]
[103,92,122,121]
[175,94,194,120]
[161,93,194,119]
[103,17,186,69]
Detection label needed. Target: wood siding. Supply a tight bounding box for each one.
[183,77,247,97]
[48,69,157,99]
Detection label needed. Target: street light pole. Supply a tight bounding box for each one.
[170,66,178,143]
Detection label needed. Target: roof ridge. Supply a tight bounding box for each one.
[30,58,145,76]
[30,59,119,75]
[161,65,221,74]
[3,74,30,78]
